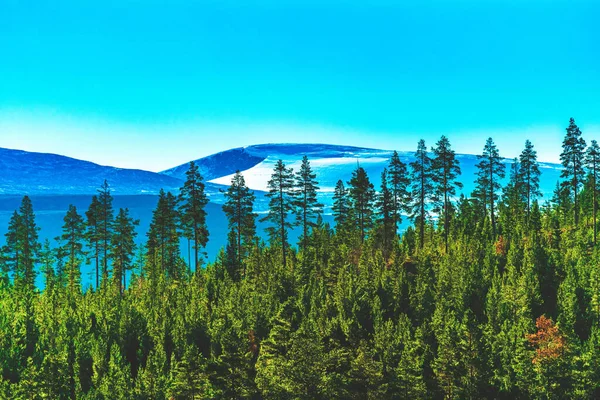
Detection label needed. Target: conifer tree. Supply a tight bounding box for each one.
[110,208,139,293]
[474,137,505,236]
[409,139,434,248]
[332,180,350,229]
[261,160,295,267]
[518,140,542,223]
[61,204,85,295]
[348,164,376,243]
[560,118,586,226]
[147,190,181,277]
[432,135,462,252]
[97,180,114,282]
[5,196,40,290]
[376,169,395,258]
[388,151,410,235]
[294,155,323,253]
[39,239,55,291]
[586,139,600,244]
[85,195,102,289]
[222,171,257,279]
[178,161,209,271]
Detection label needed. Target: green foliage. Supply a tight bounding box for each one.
[2,137,600,398]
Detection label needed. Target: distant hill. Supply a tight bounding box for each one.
[0,147,183,195]
[161,147,265,181]
[193,143,564,208]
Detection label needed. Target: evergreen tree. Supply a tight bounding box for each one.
[409,139,434,249]
[332,179,350,229]
[261,160,295,267]
[348,164,376,243]
[178,161,209,271]
[294,156,323,253]
[474,137,506,237]
[110,208,139,293]
[586,140,600,244]
[431,135,462,253]
[376,169,395,258]
[39,239,55,291]
[388,151,410,235]
[222,171,257,279]
[560,118,586,226]
[5,196,40,290]
[85,195,102,289]
[518,140,542,223]
[61,204,85,295]
[97,180,114,282]
[147,190,181,278]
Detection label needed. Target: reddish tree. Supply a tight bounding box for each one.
[526,315,566,364]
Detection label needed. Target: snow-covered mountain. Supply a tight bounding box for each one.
[0,147,183,195]
[162,147,265,181]
[183,143,563,208]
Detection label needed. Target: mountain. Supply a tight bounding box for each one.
[190,143,563,209]
[162,147,265,181]
[0,147,184,195]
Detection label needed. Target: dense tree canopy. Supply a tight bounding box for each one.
[1,118,600,399]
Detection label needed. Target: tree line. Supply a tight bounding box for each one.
[1,117,600,398]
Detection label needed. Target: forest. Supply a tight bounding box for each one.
[1,117,600,399]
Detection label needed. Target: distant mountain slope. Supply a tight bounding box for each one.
[203,143,563,208]
[161,147,265,181]
[0,147,183,195]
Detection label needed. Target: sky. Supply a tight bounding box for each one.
[1,0,599,172]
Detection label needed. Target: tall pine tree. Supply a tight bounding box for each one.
[85,195,102,289]
[261,160,295,267]
[388,151,410,237]
[97,180,114,282]
[518,140,542,224]
[332,180,350,229]
[560,118,586,226]
[61,205,85,295]
[409,139,434,249]
[348,164,375,243]
[431,136,462,253]
[178,161,209,271]
[474,138,505,237]
[110,208,139,293]
[222,171,257,279]
[294,156,323,253]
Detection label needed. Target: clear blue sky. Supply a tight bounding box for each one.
[1,0,598,171]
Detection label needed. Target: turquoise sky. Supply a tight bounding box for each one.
[1,0,598,171]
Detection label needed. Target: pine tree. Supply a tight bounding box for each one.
[222,171,257,279]
[178,161,209,271]
[147,190,181,278]
[85,195,102,289]
[110,208,139,293]
[97,180,114,282]
[474,137,505,237]
[560,118,586,226]
[332,179,350,229]
[376,169,395,258]
[518,140,542,224]
[409,139,434,249]
[348,164,376,243]
[388,151,410,235]
[261,160,295,267]
[586,139,600,245]
[39,239,55,291]
[432,135,462,253]
[61,204,85,295]
[7,196,40,290]
[294,156,323,253]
